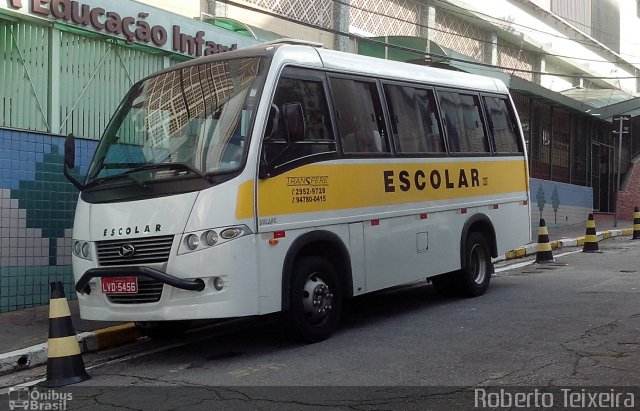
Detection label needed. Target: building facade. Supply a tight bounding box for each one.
[0,0,259,312]
[193,0,640,220]
[2,0,640,312]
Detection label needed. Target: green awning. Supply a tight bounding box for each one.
[202,17,283,42]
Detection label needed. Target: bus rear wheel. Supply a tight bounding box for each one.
[458,232,492,297]
[285,256,342,343]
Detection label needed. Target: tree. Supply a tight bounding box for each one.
[10,148,81,266]
[551,185,560,224]
[536,185,546,221]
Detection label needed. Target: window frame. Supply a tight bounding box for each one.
[434,87,494,157]
[380,79,447,158]
[261,64,525,178]
[326,73,393,158]
[481,92,525,156]
[261,66,339,175]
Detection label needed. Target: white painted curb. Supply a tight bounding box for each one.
[0,323,140,376]
[0,331,95,376]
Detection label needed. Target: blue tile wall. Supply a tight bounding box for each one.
[530,177,593,228]
[0,127,597,313]
[0,128,97,312]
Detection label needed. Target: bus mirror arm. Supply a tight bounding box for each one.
[64,134,84,190]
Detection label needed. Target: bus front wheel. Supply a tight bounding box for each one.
[285,256,342,343]
[458,232,492,297]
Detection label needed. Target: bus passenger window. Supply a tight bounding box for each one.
[264,76,335,166]
[438,91,489,154]
[483,97,522,153]
[383,84,444,154]
[329,78,389,154]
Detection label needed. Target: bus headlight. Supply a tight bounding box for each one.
[73,241,82,257]
[179,225,252,255]
[204,230,218,246]
[185,234,200,250]
[81,243,90,258]
[72,240,92,261]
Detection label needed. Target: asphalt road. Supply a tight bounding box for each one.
[2,237,639,409]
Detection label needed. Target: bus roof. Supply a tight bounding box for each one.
[138,40,508,94]
[313,47,507,93]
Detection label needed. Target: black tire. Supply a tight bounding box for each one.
[134,320,192,340]
[285,256,343,343]
[458,231,492,297]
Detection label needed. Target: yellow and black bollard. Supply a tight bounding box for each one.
[535,218,555,263]
[633,207,640,240]
[582,213,600,253]
[40,281,91,387]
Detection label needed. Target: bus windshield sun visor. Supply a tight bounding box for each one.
[75,267,205,295]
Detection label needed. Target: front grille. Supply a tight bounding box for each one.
[106,277,164,304]
[96,235,174,266]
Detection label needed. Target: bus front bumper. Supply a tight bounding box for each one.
[75,267,205,295]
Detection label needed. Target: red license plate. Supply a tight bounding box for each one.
[101,277,138,294]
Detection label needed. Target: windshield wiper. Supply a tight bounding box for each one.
[85,162,207,190]
[123,162,206,178]
[84,172,149,190]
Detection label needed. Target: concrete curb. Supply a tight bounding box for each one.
[499,226,634,263]
[0,323,139,376]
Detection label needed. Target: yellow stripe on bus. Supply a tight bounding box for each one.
[256,160,527,216]
[235,179,255,220]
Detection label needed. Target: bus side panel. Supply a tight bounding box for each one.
[491,200,531,256]
[255,224,352,315]
[363,212,457,292]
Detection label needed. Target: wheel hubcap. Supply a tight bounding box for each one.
[470,244,487,285]
[302,273,333,324]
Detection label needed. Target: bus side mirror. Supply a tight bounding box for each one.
[64,133,76,169]
[264,104,280,140]
[282,102,305,144]
[63,133,83,190]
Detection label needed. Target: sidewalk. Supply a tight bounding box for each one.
[0,214,636,376]
[504,214,635,261]
[0,300,139,376]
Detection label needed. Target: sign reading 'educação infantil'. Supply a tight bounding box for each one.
[2,0,254,57]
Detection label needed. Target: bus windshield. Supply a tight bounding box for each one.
[87,57,265,184]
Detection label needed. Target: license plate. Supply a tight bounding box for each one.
[101,277,138,294]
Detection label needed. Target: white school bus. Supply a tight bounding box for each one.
[65,40,531,342]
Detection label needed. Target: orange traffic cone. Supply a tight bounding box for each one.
[633,207,640,240]
[582,214,599,253]
[40,282,91,387]
[535,219,554,263]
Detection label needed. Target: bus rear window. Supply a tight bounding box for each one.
[483,96,522,153]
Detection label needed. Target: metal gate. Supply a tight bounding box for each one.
[591,142,614,212]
